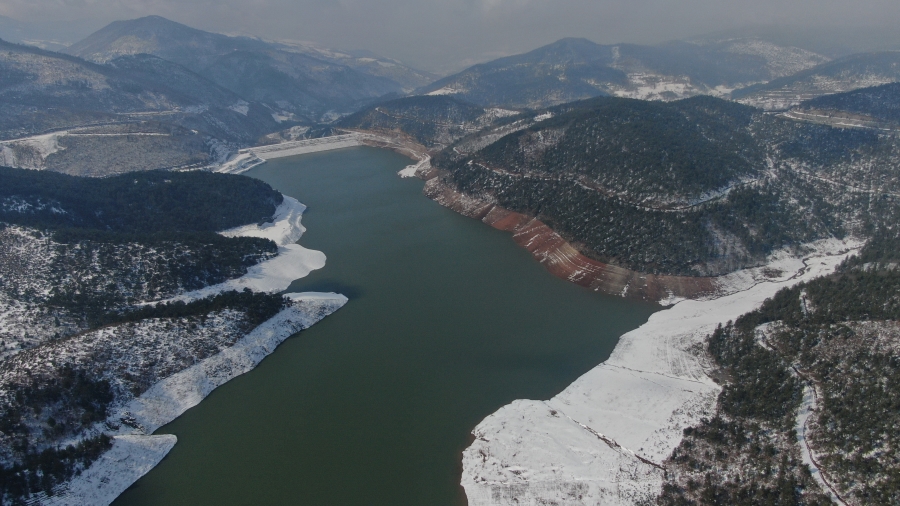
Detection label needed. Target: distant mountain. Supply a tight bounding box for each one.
[733,52,900,110]
[272,41,437,92]
[0,39,279,175]
[336,95,520,149]
[65,16,426,122]
[781,82,900,129]
[0,15,28,43]
[0,39,277,138]
[417,37,827,109]
[689,24,900,59]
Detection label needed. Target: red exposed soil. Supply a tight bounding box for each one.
[345,128,721,303]
[423,175,720,303]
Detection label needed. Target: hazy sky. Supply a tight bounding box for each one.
[3,0,900,72]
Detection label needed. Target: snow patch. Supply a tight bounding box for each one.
[41,435,177,506]
[398,155,431,178]
[164,197,325,301]
[220,196,308,246]
[229,100,250,116]
[0,132,67,169]
[484,108,520,119]
[214,151,265,174]
[427,86,464,96]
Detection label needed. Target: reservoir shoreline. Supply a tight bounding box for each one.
[461,237,859,504]
[203,139,862,505]
[40,196,345,505]
[114,146,658,505]
[261,130,753,305]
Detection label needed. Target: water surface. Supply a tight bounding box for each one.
[115,146,657,505]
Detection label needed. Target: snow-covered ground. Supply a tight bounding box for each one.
[398,155,431,178]
[461,238,860,505]
[607,74,702,101]
[110,292,346,436]
[39,293,346,506]
[44,193,345,504]
[163,196,326,301]
[41,435,177,506]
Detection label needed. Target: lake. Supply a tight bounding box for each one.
[114,146,657,505]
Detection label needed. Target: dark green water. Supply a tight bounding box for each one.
[114,146,657,506]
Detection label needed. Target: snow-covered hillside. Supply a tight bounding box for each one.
[461,239,858,505]
[0,185,344,504]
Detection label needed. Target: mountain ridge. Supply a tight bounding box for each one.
[417,37,830,109]
[64,16,429,122]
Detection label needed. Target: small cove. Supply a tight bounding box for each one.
[113,146,658,505]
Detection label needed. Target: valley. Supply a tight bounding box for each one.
[1,12,899,506]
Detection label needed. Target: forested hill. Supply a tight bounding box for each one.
[0,167,282,235]
[456,96,762,205]
[660,230,900,505]
[432,94,900,276]
[336,95,519,149]
[795,82,900,126]
[0,168,302,501]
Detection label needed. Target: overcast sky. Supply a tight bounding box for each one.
[3,0,900,72]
